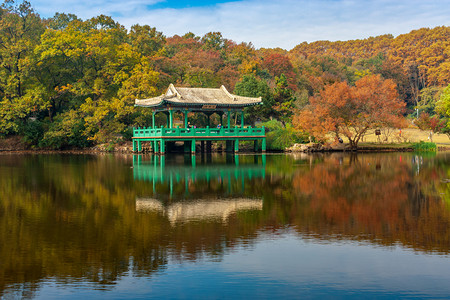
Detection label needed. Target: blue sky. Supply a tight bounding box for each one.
[31,0,450,50]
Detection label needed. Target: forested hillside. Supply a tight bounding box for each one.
[1,0,449,149]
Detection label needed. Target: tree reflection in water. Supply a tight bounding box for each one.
[0,152,449,297]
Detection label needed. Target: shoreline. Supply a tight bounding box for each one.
[1,139,448,154]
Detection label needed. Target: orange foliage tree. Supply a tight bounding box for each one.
[294,75,405,148]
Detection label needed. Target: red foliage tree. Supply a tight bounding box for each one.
[294,75,405,148]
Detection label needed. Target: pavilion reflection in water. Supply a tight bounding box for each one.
[133,154,266,224]
[136,198,263,225]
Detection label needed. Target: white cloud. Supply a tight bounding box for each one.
[31,0,450,50]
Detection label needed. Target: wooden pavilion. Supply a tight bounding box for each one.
[132,84,266,154]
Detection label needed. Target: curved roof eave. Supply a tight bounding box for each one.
[135,99,261,108]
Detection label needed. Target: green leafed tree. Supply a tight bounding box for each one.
[33,14,160,145]
[273,73,296,124]
[0,0,44,135]
[233,74,274,124]
[435,84,450,138]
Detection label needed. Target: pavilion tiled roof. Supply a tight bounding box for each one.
[135,84,262,108]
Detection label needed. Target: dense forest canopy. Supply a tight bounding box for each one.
[0,0,449,149]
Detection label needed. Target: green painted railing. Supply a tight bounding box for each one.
[133,126,265,139]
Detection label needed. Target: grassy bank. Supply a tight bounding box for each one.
[360,128,450,147]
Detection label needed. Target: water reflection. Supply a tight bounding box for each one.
[133,154,265,225]
[136,198,263,225]
[0,153,449,298]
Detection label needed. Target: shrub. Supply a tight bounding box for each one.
[412,141,436,152]
[19,118,46,147]
[258,120,309,151]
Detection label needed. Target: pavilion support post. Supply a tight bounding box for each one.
[234,139,239,153]
[241,111,245,128]
[169,109,173,128]
[226,140,233,152]
[154,140,159,153]
[184,141,190,153]
[254,140,259,152]
[227,110,231,128]
[160,140,165,155]
[132,139,136,152]
[262,138,266,152]
[137,140,142,152]
[152,111,155,128]
[184,110,188,128]
[191,139,196,154]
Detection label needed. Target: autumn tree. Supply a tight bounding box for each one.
[415,113,445,142]
[435,84,450,139]
[294,75,405,148]
[417,86,443,115]
[129,24,165,57]
[0,0,44,135]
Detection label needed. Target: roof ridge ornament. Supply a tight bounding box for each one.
[220,85,236,101]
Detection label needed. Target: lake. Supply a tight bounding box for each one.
[0,152,449,299]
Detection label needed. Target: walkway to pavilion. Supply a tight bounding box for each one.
[132,84,266,154]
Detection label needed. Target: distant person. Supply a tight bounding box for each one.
[338,137,343,143]
[217,123,222,129]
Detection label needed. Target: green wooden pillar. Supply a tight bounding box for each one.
[152,111,155,128]
[132,139,136,152]
[154,140,159,153]
[241,110,244,128]
[226,140,233,152]
[184,110,188,128]
[191,139,196,154]
[165,112,170,128]
[234,139,239,153]
[261,138,266,152]
[254,140,259,152]
[137,140,142,152]
[160,140,165,154]
[169,109,174,128]
[184,141,190,153]
[227,110,231,128]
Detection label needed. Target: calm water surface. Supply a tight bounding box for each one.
[0,152,449,299]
